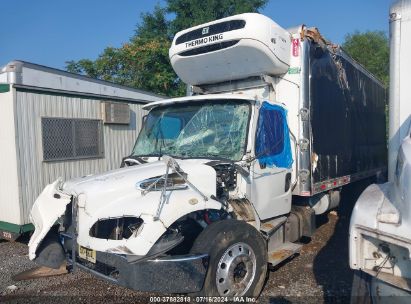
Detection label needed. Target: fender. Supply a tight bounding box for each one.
[28,180,71,260]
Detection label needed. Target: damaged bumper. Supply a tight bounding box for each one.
[63,234,209,293]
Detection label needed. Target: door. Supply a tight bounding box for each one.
[250,102,293,220]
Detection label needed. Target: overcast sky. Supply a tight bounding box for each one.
[0,0,391,70]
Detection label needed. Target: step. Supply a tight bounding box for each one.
[260,216,287,236]
[267,242,302,267]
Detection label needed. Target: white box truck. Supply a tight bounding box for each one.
[28,13,386,297]
[350,0,411,302]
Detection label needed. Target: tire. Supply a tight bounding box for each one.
[351,270,372,304]
[190,220,267,297]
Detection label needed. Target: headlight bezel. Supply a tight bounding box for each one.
[136,173,188,192]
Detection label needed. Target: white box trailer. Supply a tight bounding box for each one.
[0,61,164,240]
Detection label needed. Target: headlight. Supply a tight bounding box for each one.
[137,173,188,191]
[90,217,143,240]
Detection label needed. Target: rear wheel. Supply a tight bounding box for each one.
[191,220,267,297]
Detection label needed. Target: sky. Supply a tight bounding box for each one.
[0,0,391,70]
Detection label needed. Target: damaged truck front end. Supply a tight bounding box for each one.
[29,159,224,293]
[28,97,255,294]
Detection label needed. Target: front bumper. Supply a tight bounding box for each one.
[63,234,209,293]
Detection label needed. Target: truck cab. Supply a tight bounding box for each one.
[128,94,294,219]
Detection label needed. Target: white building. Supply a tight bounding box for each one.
[0,61,165,239]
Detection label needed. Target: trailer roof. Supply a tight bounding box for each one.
[0,60,165,103]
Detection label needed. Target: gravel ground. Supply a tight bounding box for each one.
[0,180,371,304]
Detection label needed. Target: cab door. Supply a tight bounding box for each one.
[250,102,293,220]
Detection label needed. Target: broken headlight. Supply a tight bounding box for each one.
[89,216,143,240]
[137,173,188,192]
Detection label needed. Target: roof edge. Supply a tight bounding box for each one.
[0,60,166,100]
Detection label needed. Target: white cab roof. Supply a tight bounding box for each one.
[143,93,287,110]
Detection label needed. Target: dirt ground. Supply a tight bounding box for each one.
[0,180,371,304]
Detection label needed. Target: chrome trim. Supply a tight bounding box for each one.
[148,253,208,263]
[296,38,312,195]
[136,176,188,192]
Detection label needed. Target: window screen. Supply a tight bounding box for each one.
[42,118,104,161]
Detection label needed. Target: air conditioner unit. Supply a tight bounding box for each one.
[169,13,291,85]
[101,101,130,124]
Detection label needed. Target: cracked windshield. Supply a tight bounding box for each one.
[132,100,250,161]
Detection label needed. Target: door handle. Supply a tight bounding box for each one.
[285,173,292,192]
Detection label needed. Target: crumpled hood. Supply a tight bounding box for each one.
[29,158,221,258]
[64,158,220,255]
[61,158,217,216]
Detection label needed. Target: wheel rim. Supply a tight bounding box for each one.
[215,242,257,296]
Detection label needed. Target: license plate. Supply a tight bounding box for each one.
[78,245,96,263]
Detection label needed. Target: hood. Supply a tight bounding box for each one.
[61,158,217,215]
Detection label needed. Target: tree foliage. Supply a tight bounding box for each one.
[167,0,268,34]
[342,31,389,87]
[66,0,268,96]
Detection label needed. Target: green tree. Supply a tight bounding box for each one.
[167,0,268,34]
[135,6,170,40]
[66,0,268,97]
[342,31,389,87]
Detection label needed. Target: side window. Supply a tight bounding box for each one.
[255,102,293,168]
[256,109,284,157]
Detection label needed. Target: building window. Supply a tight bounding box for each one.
[42,118,104,161]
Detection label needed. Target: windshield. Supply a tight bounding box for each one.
[132,100,251,161]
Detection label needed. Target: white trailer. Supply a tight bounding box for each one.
[28,14,386,297]
[0,61,164,240]
[350,1,411,301]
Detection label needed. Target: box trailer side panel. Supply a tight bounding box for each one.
[14,89,146,225]
[310,44,387,194]
[0,87,22,231]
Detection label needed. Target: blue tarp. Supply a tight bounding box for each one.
[255,102,293,169]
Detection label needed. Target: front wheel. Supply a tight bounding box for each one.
[351,270,372,304]
[190,220,267,297]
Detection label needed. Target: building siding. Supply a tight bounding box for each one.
[0,89,22,225]
[15,90,146,224]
